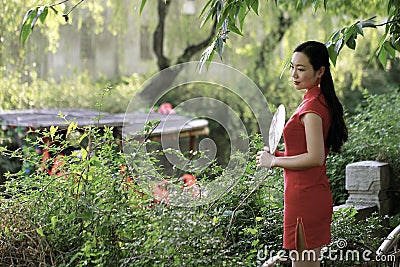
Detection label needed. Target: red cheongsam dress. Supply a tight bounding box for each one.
[282,85,333,250]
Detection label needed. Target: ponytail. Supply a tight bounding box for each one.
[294,41,348,153]
[320,68,348,152]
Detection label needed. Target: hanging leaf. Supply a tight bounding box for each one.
[215,37,224,60]
[22,8,35,26]
[360,16,377,29]
[236,1,247,31]
[313,0,320,12]
[198,41,216,73]
[200,4,215,28]
[228,22,243,36]
[355,22,364,36]
[327,44,338,66]
[199,0,213,18]
[346,36,356,50]
[248,0,259,15]
[31,6,46,29]
[324,0,329,10]
[383,40,396,58]
[139,0,147,15]
[378,46,388,67]
[20,7,38,45]
[39,6,49,24]
[334,38,343,55]
[279,57,291,79]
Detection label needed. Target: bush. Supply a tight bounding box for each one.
[0,124,251,266]
[0,99,396,266]
[327,89,400,205]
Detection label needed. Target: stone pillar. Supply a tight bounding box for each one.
[345,161,391,215]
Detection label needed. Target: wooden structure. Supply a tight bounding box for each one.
[0,108,209,149]
[0,108,209,180]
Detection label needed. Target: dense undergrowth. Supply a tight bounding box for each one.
[0,89,399,266]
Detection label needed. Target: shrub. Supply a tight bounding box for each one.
[0,98,396,266]
[0,124,243,266]
[327,89,400,205]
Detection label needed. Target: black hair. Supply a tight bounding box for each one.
[294,41,348,153]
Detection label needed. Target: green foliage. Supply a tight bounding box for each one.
[0,71,144,113]
[197,0,399,69]
[327,89,400,205]
[20,5,52,46]
[0,119,392,266]
[0,124,235,266]
[327,207,386,265]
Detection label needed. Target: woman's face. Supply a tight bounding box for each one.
[290,52,324,90]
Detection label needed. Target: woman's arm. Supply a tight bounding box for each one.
[273,112,325,170]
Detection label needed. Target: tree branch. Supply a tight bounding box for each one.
[176,19,217,64]
[153,0,171,70]
[374,19,400,27]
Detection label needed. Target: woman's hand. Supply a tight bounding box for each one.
[256,147,276,168]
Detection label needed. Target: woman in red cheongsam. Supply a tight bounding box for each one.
[257,41,348,267]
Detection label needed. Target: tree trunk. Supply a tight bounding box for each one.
[144,0,217,103]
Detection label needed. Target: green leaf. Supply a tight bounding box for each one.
[247,227,258,235]
[279,57,291,79]
[200,4,215,28]
[22,8,35,26]
[51,216,57,230]
[323,0,329,10]
[36,227,45,237]
[343,26,356,44]
[50,125,58,140]
[346,37,356,50]
[383,40,396,58]
[334,38,343,55]
[80,147,88,160]
[39,6,49,24]
[139,0,147,15]
[355,22,364,36]
[229,22,243,36]
[360,16,377,28]
[198,41,216,73]
[215,37,224,60]
[378,46,388,67]
[30,6,44,30]
[237,2,247,31]
[391,37,400,50]
[249,0,259,15]
[20,24,32,46]
[331,30,341,42]
[67,122,78,137]
[199,0,213,18]
[327,44,338,66]
[20,7,38,45]
[313,0,320,12]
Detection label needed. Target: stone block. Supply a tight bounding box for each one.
[344,161,391,215]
